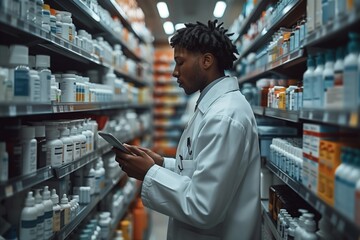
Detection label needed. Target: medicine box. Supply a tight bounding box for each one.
[302,123,338,194]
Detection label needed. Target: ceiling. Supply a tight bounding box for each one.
[136,0,245,45]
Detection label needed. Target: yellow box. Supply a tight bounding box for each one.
[318,140,344,206]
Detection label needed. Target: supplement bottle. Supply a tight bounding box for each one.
[20,191,37,240]
[60,194,71,226]
[34,125,47,168]
[45,125,63,167]
[0,142,9,182]
[9,45,30,102]
[35,55,51,103]
[42,186,54,239]
[51,189,61,232]
[34,189,45,238]
[20,126,37,175]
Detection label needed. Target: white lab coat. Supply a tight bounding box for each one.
[142,76,261,240]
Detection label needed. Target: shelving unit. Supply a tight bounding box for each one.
[267,162,360,240]
[0,0,153,239]
[234,0,360,239]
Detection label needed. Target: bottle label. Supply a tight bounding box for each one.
[53,209,61,232]
[20,219,37,240]
[44,209,53,237]
[14,69,30,97]
[48,145,63,167]
[63,207,70,225]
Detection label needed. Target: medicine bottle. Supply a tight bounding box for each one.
[20,191,38,240]
[34,189,45,238]
[60,194,71,226]
[34,125,47,168]
[0,45,9,102]
[60,73,77,102]
[36,55,52,103]
[0,142,9,182]
[9,45,30,102]
[21,126,37,175]
[51,189,61,232]
[45,125,63,167]
[42,186,54,239]
[58,124,74,164]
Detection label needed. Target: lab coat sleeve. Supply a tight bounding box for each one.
[163,157,176,171]
[141,114,251,229]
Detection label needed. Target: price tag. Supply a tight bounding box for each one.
[330,213,338,225]
[10,16,17,26]
[53,106,57,113]
[43,170,48,179]
[59,105,64,112]
[26,105,32,114]
[5,185,14,197]
[9,105,16,116]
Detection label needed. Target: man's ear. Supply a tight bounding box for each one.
[201,53,214,70]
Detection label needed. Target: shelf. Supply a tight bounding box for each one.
[0,166,53,200]
[154,90,183,96]
[0,11,145,86]
[98,0,144,43]
[114,67,149,87]
[300,108,360,129]
[236,0,304,62]
[264,108,300,122]
[238,48,306,83]
[252,106,265,116]
[55,173,124,240]
[261,200,281,240]
[154,101,186,107]
[0,102,153,117]
[234,0,268,42]
[49,0,142,62]
[266,162,360,240]
[305,10,360,48]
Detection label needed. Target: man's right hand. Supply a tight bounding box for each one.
[125,145,164,166]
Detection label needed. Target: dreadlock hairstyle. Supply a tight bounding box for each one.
[170,19,239,71]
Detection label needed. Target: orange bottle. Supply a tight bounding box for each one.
[133,198,148,240]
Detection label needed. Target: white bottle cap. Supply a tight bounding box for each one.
[0,45,9,67]
[36,55,50,68]
[25,191,35,207]
[21,126,35,139]
[43,186,51,200]
[51,189,59,204]
[61,194,69,204]
[29,55,36,69]
[61,73,76,79]
[72,195,79,202]
[9,45,29,66]
[35,189,43,204]
[304,219,316,232]
[46,126,60,139]
[35,125,46,138]
[100,211,111,219]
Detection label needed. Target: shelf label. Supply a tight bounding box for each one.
[323,112,329,122]
[315,200,325,215]
[305,191,310,202]
[53,106,57,113]
[337,218,345,233]
[5,185,14,197]
[338,114,347,125]
[330,213,338,226]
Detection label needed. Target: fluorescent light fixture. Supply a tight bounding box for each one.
[213,1,227,18]
[175,23,185,30]
[163,21,174,35]
[157,2,169,18]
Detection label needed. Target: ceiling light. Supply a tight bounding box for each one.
[157,2,169,18]
[175,23,185,30]
[163,21,174,35]
[213,1,227,18]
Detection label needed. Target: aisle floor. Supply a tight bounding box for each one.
[148,210,168,240]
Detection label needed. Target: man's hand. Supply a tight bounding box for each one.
[113,145,156,181]
[132,145,164,167]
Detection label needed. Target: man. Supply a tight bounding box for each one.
[114,20,261,240]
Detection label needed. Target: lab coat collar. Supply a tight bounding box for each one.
[197,76,239,114]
